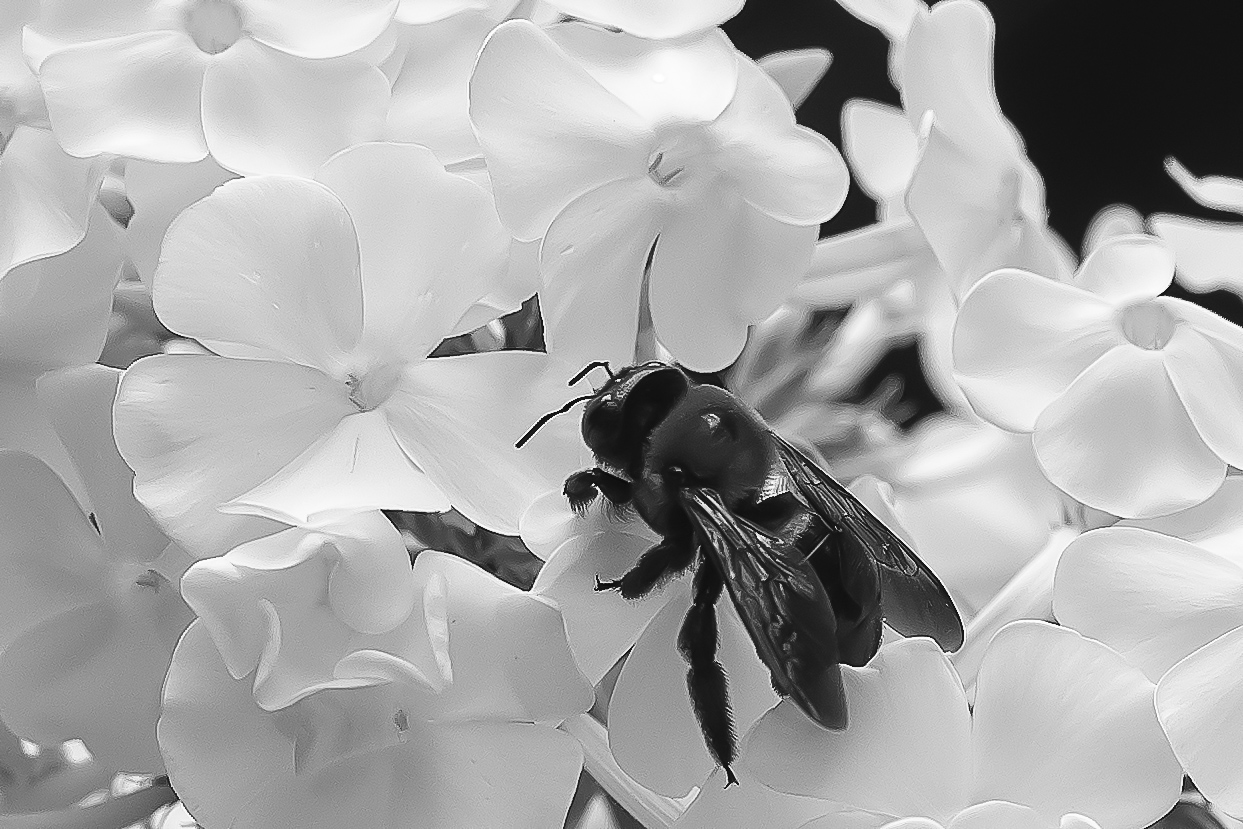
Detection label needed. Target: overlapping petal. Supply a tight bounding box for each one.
[1053,527,1243,681]
[953,269,1121,432]
[39,31,209,161]
[1150,215,1243,294]
[242,0,398,59]
[1073,234,1174,304]
[1162,321,1243,469]
[1163,157,1243,215]
[201,40,390,176]
[841,99,918,218]
[1156,626,1243,818]
[545,0,743,39]
[1033,346,1225,517]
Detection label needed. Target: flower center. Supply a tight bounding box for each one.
[346,362,402,412]
[1119,301,1177,350]
[184,0,244,54]
[647,127,716,189]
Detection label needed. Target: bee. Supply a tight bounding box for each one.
[516,361,964,786]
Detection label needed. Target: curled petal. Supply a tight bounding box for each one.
[114,355,351,558]
[1150,215,1243,294]
[548,0,743,39]
[1033,347,1225,518]
[202,40,390,177]
[155,175,363,371]
[1073,234,1174,304]
[1156,626,1243,818]
[385,352,583,534]
[0,125,109,275]
[971,622,1182,828]
[1164,157,1243,215]
[243,0,398,59]
[758,48,831,110]
[744,638,970,821]
[1053,527,1243,680]
[609,588,778,797]
[953,269,1121,432]
[469,20,650,240]
[1082,204,1144,256]
[39,32,208,161]
[315,142,510,354]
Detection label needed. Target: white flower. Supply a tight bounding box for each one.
[1150,158,1243,296]
[954,233,1243,518]
[469,20,848,371]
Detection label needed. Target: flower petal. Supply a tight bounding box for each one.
[114,354,352,558]
[155,175,364,372]
[952,269,1121,432]
[1073,234,1174,304]
[798,220,933,307]
[123,156,237,287]
[743,638,970,821]
[835,0,922,43]
[0,125,109,275]
[38,365,169,564]
[531,528,664,684]
[842,99,919,214]
[610,588,782,797]
[1150,215,1243,295]
[385,351,583,534]
[1053,526,1243,681]
[711,56,849,225]
[158,621,293,829]
[223,409,451,524]
[1162,325,1243,469]
[679,769,865,829]
[0,450,105,646]
[408,551,593,722]
[649,184,816,371]
[947,802,1051,829]
[202,40,390,177]
[1164,157,1243,216]
[1082,204,1144,256]
[1033,346,1225,518]
[315,142,510,355]
[549,23,739,125]
[548,0,742,38]
[468,20,650,240]
[243,0,397,59]
[540,178,666,367]
[970,621,1182,828]
[0,593,193,772]
[758,48,831,110]
[1156,626,1243,818]
[1117,477,1243,568]
[39,31,209,161]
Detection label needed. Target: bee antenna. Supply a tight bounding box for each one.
[568,360,614,386]
[515,393,596,448]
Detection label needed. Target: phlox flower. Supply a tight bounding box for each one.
[849,414,1066,615]
[0,364,193,773]
[678,622,1182,829]
[1149,158,1243,296]
[26,0,395,174]
[469,20,849,371]
[179,511,419,711]
[535,0,744,40]
[114,142,582,559]
[1054,478,1243,818]
[159,550,594,829]
[954,233,1243,518]
[521,491,781,797]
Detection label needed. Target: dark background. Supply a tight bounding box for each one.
[723,0,1243,421]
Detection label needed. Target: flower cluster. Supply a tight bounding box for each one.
[1,0,1242,827]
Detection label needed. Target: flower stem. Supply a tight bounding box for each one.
[562,714,684,829]
[951,527,1079,689]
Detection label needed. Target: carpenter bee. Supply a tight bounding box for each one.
[516,361,964,786]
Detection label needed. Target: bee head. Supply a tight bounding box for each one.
[581,362,689,469]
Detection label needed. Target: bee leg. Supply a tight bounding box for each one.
[564,469,633,515]
[594,536,696,599]
[678,562,739,787]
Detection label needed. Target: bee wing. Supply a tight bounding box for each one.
[772,435,965,652]
[679,485,848,730]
